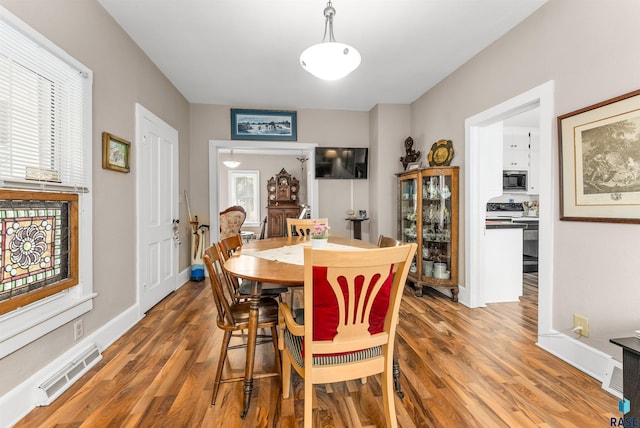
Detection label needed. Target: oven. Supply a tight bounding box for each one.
[519,220,539,273]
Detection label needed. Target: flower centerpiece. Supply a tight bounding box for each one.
[310,220,330,248]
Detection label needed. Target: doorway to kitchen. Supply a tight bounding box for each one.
[463,80,554,336]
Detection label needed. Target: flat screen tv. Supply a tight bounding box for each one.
[315,147,368,179]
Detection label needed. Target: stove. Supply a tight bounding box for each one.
[486,202,525,219]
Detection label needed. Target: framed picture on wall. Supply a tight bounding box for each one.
[231,109,297,141]
[102,132,130,173]
[558,89,640,223]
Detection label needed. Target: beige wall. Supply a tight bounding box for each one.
[0,0,191,394]
[409,0,640,357]
[369,104,411,240]
[188,105,372,241]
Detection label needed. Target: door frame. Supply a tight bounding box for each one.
[135,103,179,317]
[208,140,318,242]
[463,80,554,335]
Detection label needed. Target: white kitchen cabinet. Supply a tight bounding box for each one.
[503,129,530,170]
[484,227,523,303]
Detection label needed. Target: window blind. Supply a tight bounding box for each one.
[0,15,90,191]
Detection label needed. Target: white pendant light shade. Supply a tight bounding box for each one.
[223,150,240,168]
[300,42,361,81]
[300,1,360,81]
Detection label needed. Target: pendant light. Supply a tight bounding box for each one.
[300,1,361,81]
[223,150,240,169]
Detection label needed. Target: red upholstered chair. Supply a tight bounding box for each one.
[278,243,417,427]
[219,205,246,240]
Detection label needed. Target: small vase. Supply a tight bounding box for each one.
[311,238,328,248]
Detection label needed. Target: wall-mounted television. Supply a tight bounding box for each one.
[315,147,368,179]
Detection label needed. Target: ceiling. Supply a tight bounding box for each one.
[98,0,546,112]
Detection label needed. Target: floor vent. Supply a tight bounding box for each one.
[35,343,102,406]
[602,358,623,398]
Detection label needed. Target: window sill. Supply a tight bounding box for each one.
[0,290,96,359]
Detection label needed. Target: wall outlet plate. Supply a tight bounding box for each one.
[573,314,589,337]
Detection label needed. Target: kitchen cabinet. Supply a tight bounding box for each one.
[397,166,459,301]
[503,127,540,195]
[484,224,524,303]
[503,129,529,170]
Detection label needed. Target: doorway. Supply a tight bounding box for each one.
[463,81,554,335]
[208,140,318,241]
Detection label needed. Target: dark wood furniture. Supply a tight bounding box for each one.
[223,236,375,418]
[266,169,300,237]
[610,337,640,418]
[345,216,369,240]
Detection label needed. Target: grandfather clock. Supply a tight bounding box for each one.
[267,168,300,237]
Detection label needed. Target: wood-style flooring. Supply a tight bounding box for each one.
[16,273,617,427]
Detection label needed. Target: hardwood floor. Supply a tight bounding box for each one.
[16,273,617,427]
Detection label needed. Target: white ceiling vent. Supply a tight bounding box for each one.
[602,358,623,398]
[35,343,102,406]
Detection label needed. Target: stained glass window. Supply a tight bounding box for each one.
[0,191,77,313]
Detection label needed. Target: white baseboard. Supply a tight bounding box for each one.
[176,266,191,289]
[0,304,141,428]
[537,331,613,384]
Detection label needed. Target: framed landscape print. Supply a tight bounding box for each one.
[558,89,640,223]
[102,132,130,173]
[231,109,297,141]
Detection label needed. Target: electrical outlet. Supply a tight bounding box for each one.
[73,319,83,341]
[573,314,589,337]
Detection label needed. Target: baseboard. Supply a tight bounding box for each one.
[537,331,613,384]
[0,304,141,428]
[176,266,192,289]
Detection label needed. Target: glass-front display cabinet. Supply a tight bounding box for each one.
[397,166,459,301]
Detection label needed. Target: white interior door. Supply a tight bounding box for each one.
[137,104,179,314]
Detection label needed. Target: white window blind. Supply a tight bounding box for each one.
[0,15,90,191]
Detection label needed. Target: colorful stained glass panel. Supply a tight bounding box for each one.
[0,199,69,302]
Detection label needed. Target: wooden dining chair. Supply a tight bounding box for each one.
[279,243,417,427]
[258,216,267,240]
[219,205,246,240]
[217,234,289,302]
[285,218,328,241]
[203,246,281,406]
[377,234,407,398]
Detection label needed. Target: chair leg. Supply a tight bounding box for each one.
[281,351,292,399]
[304,376,313,427]
[271,326,281,378]
[392,354,404,398]
[211,330,232,405]
[381,359,398,428]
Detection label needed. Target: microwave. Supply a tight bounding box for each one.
[503,170,527,191]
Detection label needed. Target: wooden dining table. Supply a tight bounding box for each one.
[223,236,376,418]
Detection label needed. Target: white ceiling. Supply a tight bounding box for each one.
[98,0,546,112]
